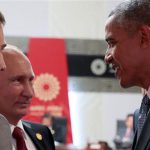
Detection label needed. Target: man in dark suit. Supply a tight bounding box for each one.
[0,45,55,150]
[104,0,150,149]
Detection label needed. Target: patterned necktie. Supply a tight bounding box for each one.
[137,94,150,138]
[12,127,27,150]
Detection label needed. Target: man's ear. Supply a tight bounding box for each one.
[139,25,150,48]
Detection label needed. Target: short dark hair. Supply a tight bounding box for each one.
[0,11,5,25]
[127,113,133,118]
[109,0,150,34]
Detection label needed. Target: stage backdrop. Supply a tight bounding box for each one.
[24,38,72,143]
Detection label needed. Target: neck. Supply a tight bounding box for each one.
[1,114,20,126]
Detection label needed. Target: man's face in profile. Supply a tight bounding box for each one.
[0,50,35,124]
[105,15,143,88]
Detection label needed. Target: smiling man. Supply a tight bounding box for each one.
[0,45,55,150]
[104,0,150,149]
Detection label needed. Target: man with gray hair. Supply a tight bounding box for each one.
[104,0,150,149]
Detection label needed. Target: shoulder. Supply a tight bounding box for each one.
[22,120,51,134]
[22,120,46,129]
[22,120,55,150]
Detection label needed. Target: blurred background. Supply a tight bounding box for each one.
[0,0,142,149]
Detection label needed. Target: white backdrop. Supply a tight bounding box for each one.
[0,0,122,39]
[69,92,141,148]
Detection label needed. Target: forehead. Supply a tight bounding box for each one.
[2,51,34,77]
[105,15,127,39]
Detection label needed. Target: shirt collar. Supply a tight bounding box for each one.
[10,120,27,140]
[147,86,150,99]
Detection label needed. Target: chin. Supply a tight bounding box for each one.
[17,110,28,117]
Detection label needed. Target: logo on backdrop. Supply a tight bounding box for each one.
[26,38,72,143]
[68,54,115,77]
[33,73,60,101]
[90,58,107,76]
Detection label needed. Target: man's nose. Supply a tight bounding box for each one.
[23,82,34,98]
[104,49,113,64]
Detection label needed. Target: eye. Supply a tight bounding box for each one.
[108,41,117,48]
[10,76,24,84]
[12,78,22,83]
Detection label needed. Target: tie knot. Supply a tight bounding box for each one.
[140,94,150,114]
[143,94,150,105]
[12,127,23,139]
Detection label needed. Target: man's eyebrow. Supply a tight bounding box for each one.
[105,37,114,43]
[9,74,35,80]
[9,74,24,79]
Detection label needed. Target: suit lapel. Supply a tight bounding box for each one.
[22,122,45,150]
[134,111,150,150]
[132,131,137,150]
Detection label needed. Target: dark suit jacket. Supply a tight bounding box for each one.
[132,109,150,150]
[52,117,67,143]
[22,121,55,150]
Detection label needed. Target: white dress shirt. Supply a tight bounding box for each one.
[10,120,37,150]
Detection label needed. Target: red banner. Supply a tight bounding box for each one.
[24,38,72,143]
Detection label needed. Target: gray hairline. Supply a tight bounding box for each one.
[108,0,150,35]
[109,14,142,35]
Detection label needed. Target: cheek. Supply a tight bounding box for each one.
[0,93,12,111]
[113,47,124,64]
[114,46,131,66]
[1,86,23,101]
[8,85,23,94]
